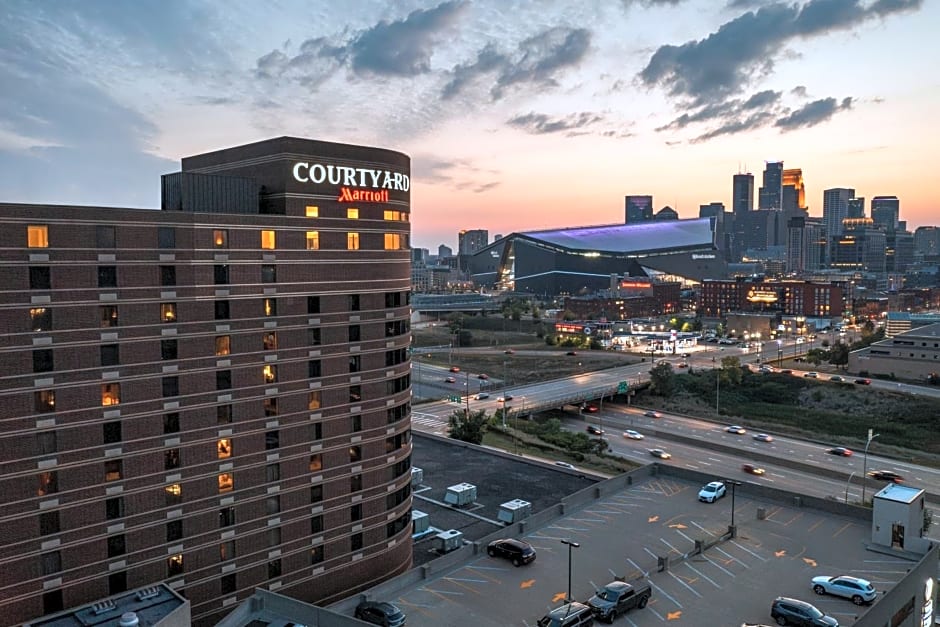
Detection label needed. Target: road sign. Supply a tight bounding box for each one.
[617,381,628,393]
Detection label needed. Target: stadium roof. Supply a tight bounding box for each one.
[518,217,714,254]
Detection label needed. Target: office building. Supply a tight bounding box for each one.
[786,216,827,274]
[624,195,653,223]
[913,226,940,258]
[830,220,887,274]
[781,168,806,212]
[0,137,414,625]
[758,161,784,210]
[822,187,856,241]
[732,173,754,216]
[457,229,488,256]
[847,197,865,219]
[437,244,453,259]
[871,196,900,232]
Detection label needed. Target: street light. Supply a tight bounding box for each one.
[560,539,580,602]
[862,430,880,505]
[726,480,743,536]
[844,471,856,504]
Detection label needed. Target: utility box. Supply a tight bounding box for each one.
[444,483,477,507]
[412,509,429,535]
[411,467,424,488]
[433,529,464,553]
[498,499,532,524]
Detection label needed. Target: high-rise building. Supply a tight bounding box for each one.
[0,137,414,626]
[781,168,806,212]
[847,197,865,219]
[830,219,886,273]
[624,195,653,223]
[457,229,488,255]
[758,161,784,210]
[871,196,900,232]
[822,187,856,240]
[914,226,940,258]
[786,216,827,274]
[732,173,754,216]
[437,244,453,258]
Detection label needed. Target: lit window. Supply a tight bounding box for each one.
[261,230,276,249]
[100,305,119,328]
[104,460,122,482]
[262,332,277,350]
[263,298,276,317]
[305,206,319,217]
[347,232,360,250]
[38,471,58,496]
[308,391,321,410]
[101,383,121,406]
[347,208,359,219]
[383,210,399,221]
[384,233,401,250]
[262,364,277,384]
[306,231,320,250]
[218,473,234,493]
[167,554,184,576]
[309,454,322,471]
[349,446,362,463]
[35,391,56,414]
[161,303,177,323]
[165,483,182,506]
[213,229,228,248]
[30,307,52,332]
[215,335,231,356]
[218,439,232,459]
[28,225,49,248]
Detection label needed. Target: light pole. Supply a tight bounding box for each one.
[844,471,856,504]
[560,539,580,602]
[727,480,742,536]
[715,364,721,415]
[862,430,880,505]
[776,339,783,364]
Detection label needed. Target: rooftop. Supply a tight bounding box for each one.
[518,218,714,255]
[26,584,188,627]
[874,482,925,504]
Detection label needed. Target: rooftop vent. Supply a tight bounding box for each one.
[412,509,429,535]
[136,586,160,601]
[119,612,140,627]
[91,600,117,616]
[433,529,464,553]
[498,499,532,524]
[444,482,477,507]
[411,467,424,487]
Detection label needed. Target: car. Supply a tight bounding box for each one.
[586,425,605,436]
[854,378,871,385]
[583,404,599,413]
[587,579,652,622]
[770,596,839,626]
[830,375,845,382]
[804,371,819,378]
[643,410,662,419]
[725,425,747,434]
[811,575,877,605]
[623,429,644,440]
[554,461,577,471]
[827,447,853,457]
[444,376,456,383]
[649,448,671,459]
[677,362,689,368]
[566,350,578,356]
[742,463,765,475]
[698,481,727,503]
[354,601,407,627]
[503,349,515,354]
[487,538,537,566]
[781,369,793,374]
[449,366,460,373]
[867,470,904,482]
[475,392,490,400]
[496,395,513,402]
[537,602,595,627]
[477,373,489,380]
[753,433,774,442]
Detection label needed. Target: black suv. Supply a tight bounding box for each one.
[770,597,838,626]
[587,580,651,622]
[487,538,536,566]
[354,601,406,626]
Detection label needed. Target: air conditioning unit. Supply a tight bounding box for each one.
[498,499,532,524]
[433,529,463,553]
[412,509,429,535]
[444,482,477,506]
[411,467,424,487]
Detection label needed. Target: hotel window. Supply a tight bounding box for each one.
[310,484,323,503]
[216,370,232,390]
[351,474,362,492]
[307,296,320,313]
[41,551,61,576]
[384,233,401,250]
[349,446,362,463]
[101,305,119,327]
[263,297,277,317]
[266,496,280,516]
[266,463,280,482]
[265,430,279,450]
[263,397,278,416]
[166,520,183,543]
[268,558,283,581]
[103,421,122,445]
[308,391,321,410]
[106,496,125,519]
[267,526,281,547]
[101,344,119,366]
[214,300,230,320]
[309,454,322,472]
[263,364,277,384]
[30,307,52,332]
[383,210,400,221]
[157,227,175,249]
[28,225,49,248]
[39,511,60,536]
[308,327,321,345]
[33,349,53,373]
[101,383,120,406]
[351,533,363,552]
[165,448,180,470]
[261,230,276,249]
[218,473,234,493]
[220,541,236,562]
[306,231,320,250]
[38,471,58,496]
[351,414,362,432]
[349,385,361,403]
[162,376,179,398]
[347,208,359,219]
[161,339,178,360]
[311,515,323,534]
[104,460,122,482]
[351,503,362,522]
[261,264,276,283]
[30,266,51,290]
[219,507,235,528]
[262,331,277,350]
[98,266,117,288]
[305,205,319,217]
[348,294,360,311]
[167,554,184,577]
[215,335,231,356]
[38,431,56,455]
[213,229,228,248]
[165,484,182,506]
[218,438,232,459]
[346,232,360,250]
[214,264,229,285]
[161,302,177,323]
[311,545,324,564]
[349,355,361,373]
[349,325,361,342]
[308,360,321,378]
[217,405,232,424]
[311,422,323,441]
[164,412,180,434]
[107,534,126,558]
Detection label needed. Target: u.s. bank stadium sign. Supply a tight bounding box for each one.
[292,162,410,203]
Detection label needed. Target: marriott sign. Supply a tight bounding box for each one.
[292,162,410,192]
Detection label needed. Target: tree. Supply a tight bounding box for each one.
[649,362,675,396]
[446,313,464,334]
[806,348,827,366]
[719,356,743,385]
[448,409,489,444]
[828,342,849,370]
[458,329,473,347]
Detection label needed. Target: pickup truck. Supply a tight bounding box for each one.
[587,579,652,623]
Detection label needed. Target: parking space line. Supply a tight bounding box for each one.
[643,605,666,622]
[682,561,722,589]
[701,554,737,578]
[648,580,683,608]
[464,567,504,584]
[730,540,767,561]
[644,547,660,561]
[712,546,748,568]
[833,521,853,537]
[690,520,718,536]
[627,557,652,579]
[667,571,703,598]
[675,530,698,546]
[568,516,606,523]
[660,538,688,555]
[544,524,590,532]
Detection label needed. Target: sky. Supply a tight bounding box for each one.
[1,0,937,250]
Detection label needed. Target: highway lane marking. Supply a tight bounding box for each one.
[667,571,702,598]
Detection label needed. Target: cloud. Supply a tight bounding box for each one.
[775,96,853,130]
[692,110,776,142]
[412,155,501,192]
[442,44,509,99]
[791,85,808,98]
[639,0,922,106]
[656,90,781,131]
[507,111,604,135]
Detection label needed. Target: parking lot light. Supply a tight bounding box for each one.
[561,539,580,603]
[726,480,743,537]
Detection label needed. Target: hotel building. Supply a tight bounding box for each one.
[0,137,414,625]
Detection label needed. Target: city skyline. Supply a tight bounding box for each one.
[1,0,936,249]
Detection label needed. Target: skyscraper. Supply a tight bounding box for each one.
[871,196,900,232]
[624,195,653,223]
[847,197,865,219]
[457,229,488,255]
[732,173,754,216]
[758,161,784,210]
[781,168,806,211]
[822,187,856,240]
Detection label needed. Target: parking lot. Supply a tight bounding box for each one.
[391,468,907,626]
